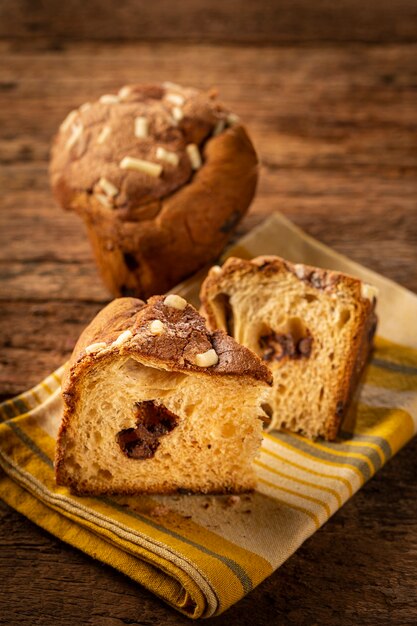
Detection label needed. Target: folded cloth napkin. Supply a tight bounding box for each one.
[1,213,416,619]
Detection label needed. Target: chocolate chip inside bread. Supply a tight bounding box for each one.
[117,401,178,459]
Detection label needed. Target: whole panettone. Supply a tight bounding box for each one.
[49,83,258,299]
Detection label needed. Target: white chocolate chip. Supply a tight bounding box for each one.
[60,110,78,133]
[118,86,131,100]
[172,106,184,122]
[112,329,133,347]
[213,120,225,136]
[85,342,107,355]
[227,113,240,126]
[65,123,83,150]
[100,94,119,104]
[97,125,111,144]
[294,264,306,280]
[156,146,179,167]
[98,177,118,197]
[361,283,379,301]
[149,320,165,335]
[95,193,113,209]
[163,294,187,310]
[194,348,219,368]
[166,93,184,106]
[186,143,202,170]
[210,265,222,275]
[79,102,91,113]
[134,116,148,139]
[119,156,162,178]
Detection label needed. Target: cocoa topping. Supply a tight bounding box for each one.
[117,400,178,459]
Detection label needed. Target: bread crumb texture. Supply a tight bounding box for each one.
[56,296,271,494]
[200,256,377,440]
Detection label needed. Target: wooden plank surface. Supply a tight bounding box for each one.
[1,0,417,44]
[1,35,417,625]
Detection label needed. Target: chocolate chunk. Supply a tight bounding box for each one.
[297,336,313,357]
[136,401,178,435]
[123,252,139,271]
[259,332,313,362]
[117,400,178,460]
[117,424,159,459]
[259,332,295,362]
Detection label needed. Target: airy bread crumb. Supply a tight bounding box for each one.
[55,296,271,495]
[200,256,377,440]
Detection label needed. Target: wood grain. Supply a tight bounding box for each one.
[1,40,416,308]
[0,32,417,626]
[1,0,417,44]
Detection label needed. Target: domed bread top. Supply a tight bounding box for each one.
[63,295,273,396]
[50,83,240,211]
[48,82,258,300]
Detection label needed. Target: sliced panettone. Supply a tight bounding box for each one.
[200,256,378,440]
[55,295,272,495]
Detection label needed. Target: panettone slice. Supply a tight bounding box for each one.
[200,256,378,441]
[55,295,272,495]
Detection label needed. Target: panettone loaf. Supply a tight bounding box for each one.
[49,83,258,300]
[200,256,378,440]
[55,295,272,495]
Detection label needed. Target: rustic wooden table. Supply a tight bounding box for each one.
[1,3,417,624]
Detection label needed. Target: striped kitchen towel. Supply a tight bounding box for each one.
[0,212,416,619]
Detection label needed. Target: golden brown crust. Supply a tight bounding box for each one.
[63,296,272,389]
[200,255,377,440]
[61,297,146,391]
[58,483,255,497]
[324,302,377,439]
[49,83,258,299]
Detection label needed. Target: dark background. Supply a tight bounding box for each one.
[0,2,416,625]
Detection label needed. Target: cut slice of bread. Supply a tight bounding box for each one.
[55,295,272,495]
[200,256,378,440]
